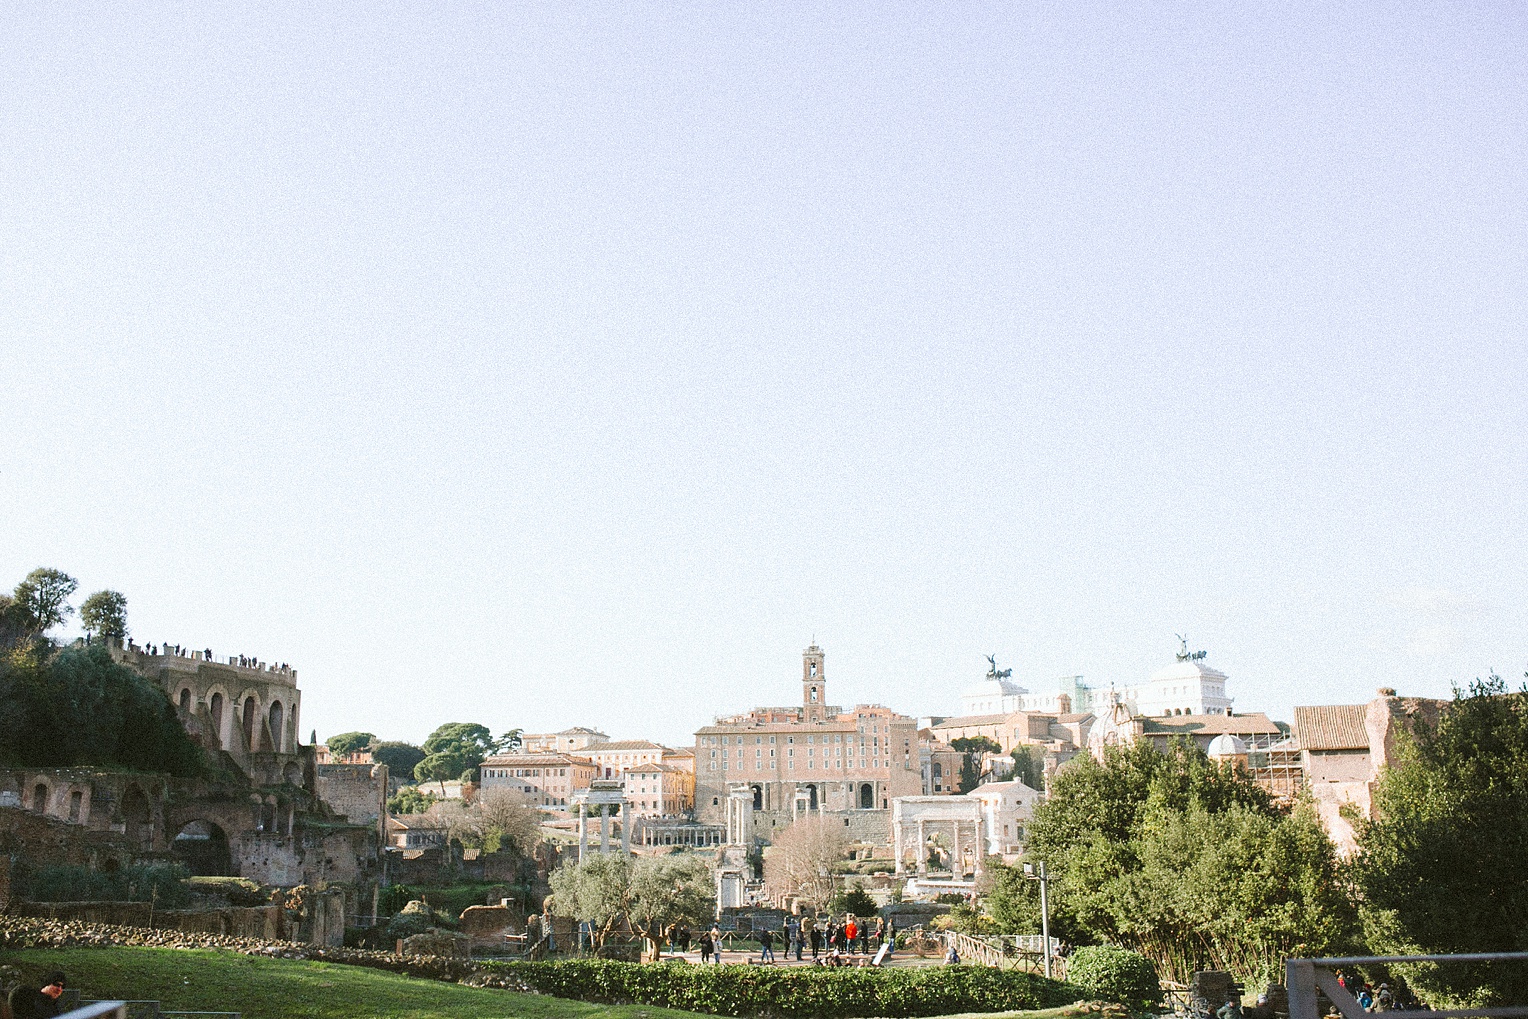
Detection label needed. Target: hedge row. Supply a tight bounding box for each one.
[479,958,1084,1018]
[0,917,1090,1018]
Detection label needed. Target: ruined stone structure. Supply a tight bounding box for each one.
[572,780,631,860]
[0,639,387,921]
[891,795,985,891]
[1290,689,1446,855]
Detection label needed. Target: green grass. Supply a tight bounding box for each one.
[0,946,713,1019]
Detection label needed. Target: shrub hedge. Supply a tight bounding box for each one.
[1066,945,1160,1011]
[479,957,1082,1018]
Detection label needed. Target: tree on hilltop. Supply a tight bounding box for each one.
[325,731,375,758]
[12,568,77,634]
[419,722,495,787]
[372,740,426,779]
[80,590,128,640]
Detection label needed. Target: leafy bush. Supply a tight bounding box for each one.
[828,887,879,919]
[479,957,1080,1017]
[17,863,191,908]
[384,900,435,941]
[377,884,416,916]
[1067,944,1160,1010]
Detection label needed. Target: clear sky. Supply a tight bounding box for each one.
[3,3,1525,750]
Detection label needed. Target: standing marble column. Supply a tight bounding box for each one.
[916,819,927,874]
[577,804,588,861]
[620,801,631,855]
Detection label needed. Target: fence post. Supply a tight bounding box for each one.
[1286,959,1318,1019]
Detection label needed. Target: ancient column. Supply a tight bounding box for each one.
[599,804,611,853]
[916,818,927,874]
[620,801,631,855]
[951,820,961,877]
[892,818,905,875]
[577,804,588,861]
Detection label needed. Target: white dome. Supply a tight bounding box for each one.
[1206,734,1249,758]
[1149,659,1228,683]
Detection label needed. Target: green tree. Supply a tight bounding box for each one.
[1011,744,1045,789]
[549,852,713,960]
[12,568,78,634]
[423,722,495,772]
[325,731,376,758]
[950,736,1002,754]
[626,854,715,960]
[0,642,203,775]
[549,852,632,954]
[951,736,1002,793]
[372,740,426,779]
[79,590,128,640]
[387,786,438,814]
[494,727,524,753]
[415,748,468,795]
[1024,739,1351,985]
[1355,673,1528,1007]
[829,885,879,920]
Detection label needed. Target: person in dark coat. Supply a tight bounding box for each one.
[8,971,65,1019]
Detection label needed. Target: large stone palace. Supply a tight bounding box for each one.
[693,645,923,845]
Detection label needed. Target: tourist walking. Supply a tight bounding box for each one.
[806,915,821,958]
[699,929,713,964]
[785,916,801,961]
[710,925,725,963]
[758,926,775,963]
[845,916,859,953]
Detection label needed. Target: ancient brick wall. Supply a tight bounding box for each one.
[316,764,388,827]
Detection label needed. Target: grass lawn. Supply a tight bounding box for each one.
[0,946,712,1019]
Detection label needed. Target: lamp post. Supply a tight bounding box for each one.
[1024,860,1052,979]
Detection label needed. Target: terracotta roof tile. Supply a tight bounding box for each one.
[1293,704,1370,751]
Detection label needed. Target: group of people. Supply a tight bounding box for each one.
[667,915,896,966]
[1337,974,1428,1013]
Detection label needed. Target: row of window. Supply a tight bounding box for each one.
[703,729,895,746]
[709,756,905,772]
[485,767,570,778]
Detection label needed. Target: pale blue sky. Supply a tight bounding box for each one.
[3,3,1525,749]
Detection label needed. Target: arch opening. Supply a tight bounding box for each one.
[269,701,284,753]
[178,688,191,713]
[751,785,763,811]
[242,696,257,749]
[32,783,48,813]
[172,820,232,876]
[859,783,874,809]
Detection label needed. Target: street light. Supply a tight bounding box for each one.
[1023,860,1052,979]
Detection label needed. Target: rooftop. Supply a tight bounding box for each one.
[483,752,597,766]
[1292,704,1370,751]
[585,739,668,751]
[1139,712,1282,737]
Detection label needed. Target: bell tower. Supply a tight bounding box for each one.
[802,644,825,722]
